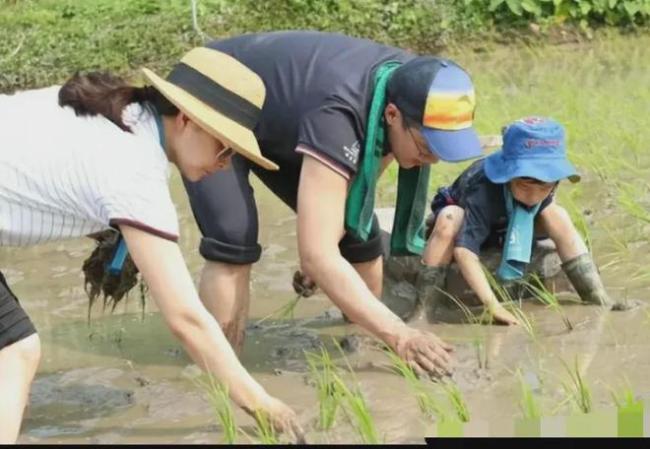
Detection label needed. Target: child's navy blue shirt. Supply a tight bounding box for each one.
[431,159,554,256]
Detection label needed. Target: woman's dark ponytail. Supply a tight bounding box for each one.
[58,72,178,131]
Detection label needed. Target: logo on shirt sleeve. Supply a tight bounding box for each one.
[343,140,360,165]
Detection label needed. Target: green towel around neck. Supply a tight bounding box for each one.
[344,61,431,256]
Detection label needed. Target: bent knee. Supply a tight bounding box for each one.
[431,206,465,241]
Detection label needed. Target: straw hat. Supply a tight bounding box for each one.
[142,47,278,171]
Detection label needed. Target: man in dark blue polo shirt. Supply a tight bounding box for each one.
[182,31,483,377]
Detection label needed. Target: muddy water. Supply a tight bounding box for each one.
[9,36,650,443]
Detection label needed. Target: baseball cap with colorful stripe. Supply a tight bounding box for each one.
[387,56,482,162]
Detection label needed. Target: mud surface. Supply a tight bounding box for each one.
[6,36,650,443]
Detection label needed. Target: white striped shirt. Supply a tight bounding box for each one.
[0,86,179,246]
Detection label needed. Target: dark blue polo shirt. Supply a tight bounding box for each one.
[207,31,416,178]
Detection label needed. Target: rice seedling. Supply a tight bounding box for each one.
[472,338,489,370]
[482,268,537,339]
[609,380,638,409]
[482,266,516,305]
[439,380,470,423]
[331,339,380,444]
[331,373,380,444]
[559,356,592,414]
[523,273,573,332]
[434,288,490,369]
[255,293,302,326]
[384,348,451,422]
[516,369,541,420]
[253,409,279,444]
[194,374,238,444]
[305,346,341,430]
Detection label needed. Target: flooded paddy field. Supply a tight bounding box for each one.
[8,34,650,443]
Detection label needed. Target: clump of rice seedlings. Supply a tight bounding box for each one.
[482,266,516,305]
[253,409,279,444]
[331,340,380,444]
[523,274,573,332]
[440,380,470,423]
[332,375,379,444]
[483,268,537,339]
[305,347,341,430]
[384,348,451,422]
[435,288,489,369]
[609,379,638,409]
[195,374,238,444]
[255,293,302,326]
[516,369,541,420]
[506,304,537,340]
[560,356,592,414]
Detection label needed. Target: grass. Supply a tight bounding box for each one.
[618,183,650,225]
[516,369,542,420]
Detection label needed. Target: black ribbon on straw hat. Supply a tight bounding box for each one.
[167,62,261,130]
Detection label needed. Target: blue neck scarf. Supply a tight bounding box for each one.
[496,185,542,281]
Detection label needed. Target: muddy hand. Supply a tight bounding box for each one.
[256,395,306,444]
[292,269,318,298]
[488,303,520,326]
[394,328,453,379]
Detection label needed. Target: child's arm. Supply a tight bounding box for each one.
[454,247,520,325]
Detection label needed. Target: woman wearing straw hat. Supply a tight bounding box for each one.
[0,48,302,443]
[182,31,486,378]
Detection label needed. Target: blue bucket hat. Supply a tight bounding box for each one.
[483,117,580,184]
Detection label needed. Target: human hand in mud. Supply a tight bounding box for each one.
[253,396,306,444]
[487,302,520,326]
[292,269,318,298]
[394,328,453,379]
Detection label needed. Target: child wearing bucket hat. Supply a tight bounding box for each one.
[416,116,618,325]
[0,48,302,443]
